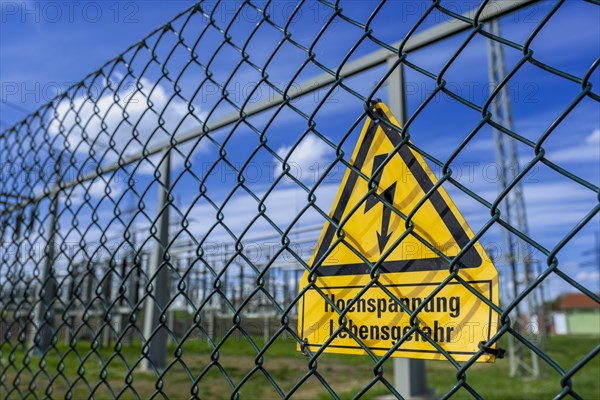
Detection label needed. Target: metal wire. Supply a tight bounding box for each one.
[1,0,599,399]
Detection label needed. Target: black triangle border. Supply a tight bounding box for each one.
[314,117,482,276]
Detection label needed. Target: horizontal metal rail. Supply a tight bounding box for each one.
[4,0,537,214]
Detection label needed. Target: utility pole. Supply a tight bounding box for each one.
[141,150,172,371]
[29,153,62,354]
[387,58,434,400]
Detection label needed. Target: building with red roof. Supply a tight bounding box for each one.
[557,293,600,335]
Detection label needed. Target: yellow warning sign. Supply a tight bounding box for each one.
[297,102,500,362]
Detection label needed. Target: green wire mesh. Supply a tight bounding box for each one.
[1,0,599,399]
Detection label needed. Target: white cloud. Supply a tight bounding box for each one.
[185,181,338,243]
[545,128,600,164]
[586,128,600,144]
[575,269,600,284]
[275,135,334,183]
[87,177,123,199]
[546,145,599,164]
[66,176,124,205]
[509,181,594,233]
[47,78,206,174]
[467,137,495,151]
[445,178,597,252]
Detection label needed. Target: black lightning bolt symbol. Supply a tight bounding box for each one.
[364,154,396,254]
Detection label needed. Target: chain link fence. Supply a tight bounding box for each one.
[1,0,599,398]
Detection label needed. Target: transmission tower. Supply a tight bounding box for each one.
[486,18,544,378]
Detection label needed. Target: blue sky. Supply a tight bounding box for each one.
[1,1,599,304]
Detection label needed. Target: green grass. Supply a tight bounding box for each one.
[1,335,598,399]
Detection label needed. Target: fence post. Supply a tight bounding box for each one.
[141,151,172,371]
[387,58,435,400]
[29,154,61,354]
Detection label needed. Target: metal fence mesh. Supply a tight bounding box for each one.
[1,0,599,399]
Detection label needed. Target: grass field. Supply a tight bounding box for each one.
[1,335,598,399]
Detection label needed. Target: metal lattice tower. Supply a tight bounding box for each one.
[486,17,544,379]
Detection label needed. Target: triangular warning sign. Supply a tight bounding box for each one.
[298,102,499,362]
[312,103,483,275]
